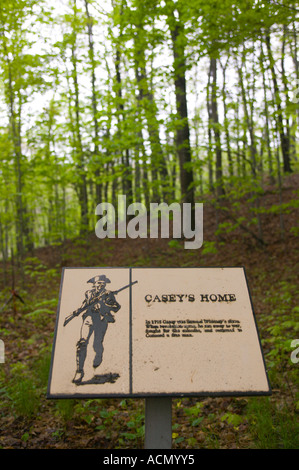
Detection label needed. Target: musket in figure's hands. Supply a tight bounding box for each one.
[63,305,85,327]
[63,280,137,327]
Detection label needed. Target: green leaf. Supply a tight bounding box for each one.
[221,412,244,427]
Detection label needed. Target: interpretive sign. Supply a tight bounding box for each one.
[47,267,271,398]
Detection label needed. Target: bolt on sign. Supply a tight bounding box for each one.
[47,267,271,398]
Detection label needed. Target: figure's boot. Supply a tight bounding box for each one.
[72,339,88,384]
[73,370,84,384]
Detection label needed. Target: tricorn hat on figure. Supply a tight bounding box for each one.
[87,275,111,284]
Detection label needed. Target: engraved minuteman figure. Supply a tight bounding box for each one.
[70,275,121,384]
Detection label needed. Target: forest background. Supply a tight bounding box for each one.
[0,0,298,449]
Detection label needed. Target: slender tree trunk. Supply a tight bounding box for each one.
[132,8,169,203]
[210,57,224,197]
[134,66,150,206]
[236,52,257,177]
[167,8,194,216]
[275,133,285,240]
[0,216,8,286]
[84,0,102,203]
[281,26,292,162]
[290,21,299,126]
[291,21,299,82]
[192,64,203,195]
[234,102,241,178]
[1,37,32,262]
[71,42,89,234]
[260,42,275,184]
[114,46,133,205]
[206,63,214,192]
[220,57,233,179]
[135,47,163,202]
[134,47,162,203]
[281,26,297,164]
[62,186,66,241]
[165,127,177,201]
[265,33,292,173]
[111,0,134,205]
[237,48,263,243]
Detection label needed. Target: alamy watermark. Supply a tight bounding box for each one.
[291,339,299,364]
[95,195,203,249]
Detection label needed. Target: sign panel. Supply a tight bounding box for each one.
[47,267,271,398]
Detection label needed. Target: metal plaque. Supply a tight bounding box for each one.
[47,267,271,398]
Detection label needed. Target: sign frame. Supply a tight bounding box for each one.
[47,266,272,399]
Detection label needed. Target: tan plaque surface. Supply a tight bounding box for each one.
[47,267,271,398]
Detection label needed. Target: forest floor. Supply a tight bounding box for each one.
[0,174,298,449]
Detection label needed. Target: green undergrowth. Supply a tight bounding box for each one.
[0,239,298,449]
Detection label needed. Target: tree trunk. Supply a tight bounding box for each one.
[260,42,275,184]
[265,33,292,173]
[84,0,102,203]
[210,57,224,197]
[236,52,257,177]
[134,66,151,206]
[220,57,233,179]
[167,7,194,216]
[71,42,89,235]
[134,42,169,202]
[3,36,27,259]
[114,46,133,205]
[206,63,214,192]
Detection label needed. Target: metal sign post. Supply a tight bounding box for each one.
[145,397,172,449]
